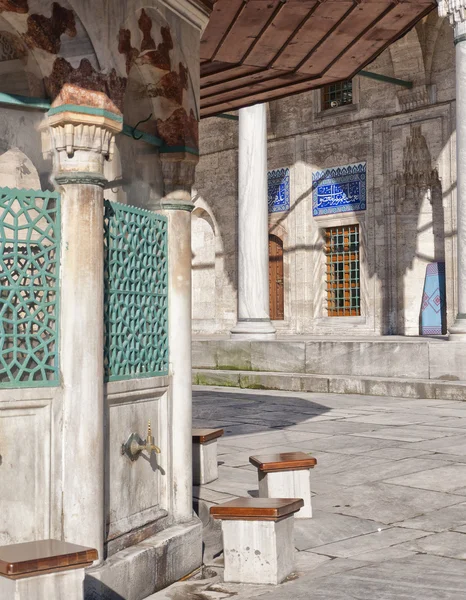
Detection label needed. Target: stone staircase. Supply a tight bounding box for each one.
[192,337,466,400]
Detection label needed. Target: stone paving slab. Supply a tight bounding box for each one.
[397,531,466,560]
[149,386,466,600]
[384,464,466,493]
[398,502,466,532]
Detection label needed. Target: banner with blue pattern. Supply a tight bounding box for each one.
[268,167,290,213]
[312,162,366,216]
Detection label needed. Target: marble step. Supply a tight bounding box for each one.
[192,369,466,401]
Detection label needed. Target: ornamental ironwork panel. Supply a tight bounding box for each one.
[104,201,168,381]
[325,224,361,317]
[0,188,61,387]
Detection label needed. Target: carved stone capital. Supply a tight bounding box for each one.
[45,84,123,181]
[438,0,466,37]
[160,151,198,207]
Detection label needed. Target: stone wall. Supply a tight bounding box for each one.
[0,1,207,597]
[192,11,457,337]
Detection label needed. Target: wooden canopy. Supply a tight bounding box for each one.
[200,0,437,118]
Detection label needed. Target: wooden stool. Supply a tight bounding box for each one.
[0,539,97,600]
[250,452,317,519]
[192,428,224,485]
[211,497,303,584]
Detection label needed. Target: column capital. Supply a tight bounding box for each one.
[160,151,198,210]
[44,84,123,185]
[438,0,466,38]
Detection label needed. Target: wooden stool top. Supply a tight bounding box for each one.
[210,497,304,521]
[249,451,317,473]
[0,540,98,579]
[192,428,224,443]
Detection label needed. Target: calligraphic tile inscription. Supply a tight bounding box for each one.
[312,162,366,217]
[268,168,290,213]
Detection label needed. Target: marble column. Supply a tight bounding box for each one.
[231,103,276,339]
[439,0,466,339]
[46,85,122,561]
[160,152,198,522]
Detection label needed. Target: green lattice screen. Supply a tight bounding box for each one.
[104,201,168,381]
[0,187,61,387]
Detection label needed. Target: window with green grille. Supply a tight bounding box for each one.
[321,80,353,110]
[325,225,360,317]
[0,188,60,387]
[104,201,168,381]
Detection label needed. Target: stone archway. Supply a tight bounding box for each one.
[192,207,216,331]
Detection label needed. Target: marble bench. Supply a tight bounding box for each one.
[249,451,317,518]
[192,427,224,485]
[211,497,303,584]
[0,539,97,600]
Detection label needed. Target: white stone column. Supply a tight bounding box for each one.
[46,85,122,561]
[160,152,198,522]
[231,103,276,339]
[440,0,466,338]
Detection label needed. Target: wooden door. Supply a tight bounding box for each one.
[269,234,284,320]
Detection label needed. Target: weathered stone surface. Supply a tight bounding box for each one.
[85,519,203,600]
[250,342,306,373]
[222,517,296,585]
[0,568,85,600]
[192,366,466,400]
[305,341,430,379]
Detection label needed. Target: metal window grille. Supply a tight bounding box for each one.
[0,188,61,387]
[104,201,168,382]
[321,80,353,110]
[325,225,360,317]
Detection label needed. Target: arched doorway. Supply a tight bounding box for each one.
[269,234,284,320]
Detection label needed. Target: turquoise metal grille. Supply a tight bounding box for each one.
[0,188,60,387]
[104,201,168,381]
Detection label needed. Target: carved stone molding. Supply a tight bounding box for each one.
[160,151,198,205]
[45,84,123,180]
[49,122,119,160]
[397,85,431,112]
[438,0,466,36]
[395,125,439,211]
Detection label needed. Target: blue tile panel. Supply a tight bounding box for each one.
[312,162,366,216]
[268,167,290,213]
[421,262,446,335]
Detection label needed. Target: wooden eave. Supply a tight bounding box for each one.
[200,0,437,118]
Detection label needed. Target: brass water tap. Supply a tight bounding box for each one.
[121,420,161,461]
[145,421,161,454]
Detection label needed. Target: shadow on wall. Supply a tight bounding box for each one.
[84,578,126,600]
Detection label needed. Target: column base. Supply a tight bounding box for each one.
[230,319,276,340]
[448,314,466,341]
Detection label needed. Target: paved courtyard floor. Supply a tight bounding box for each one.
[152,386,466,600]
